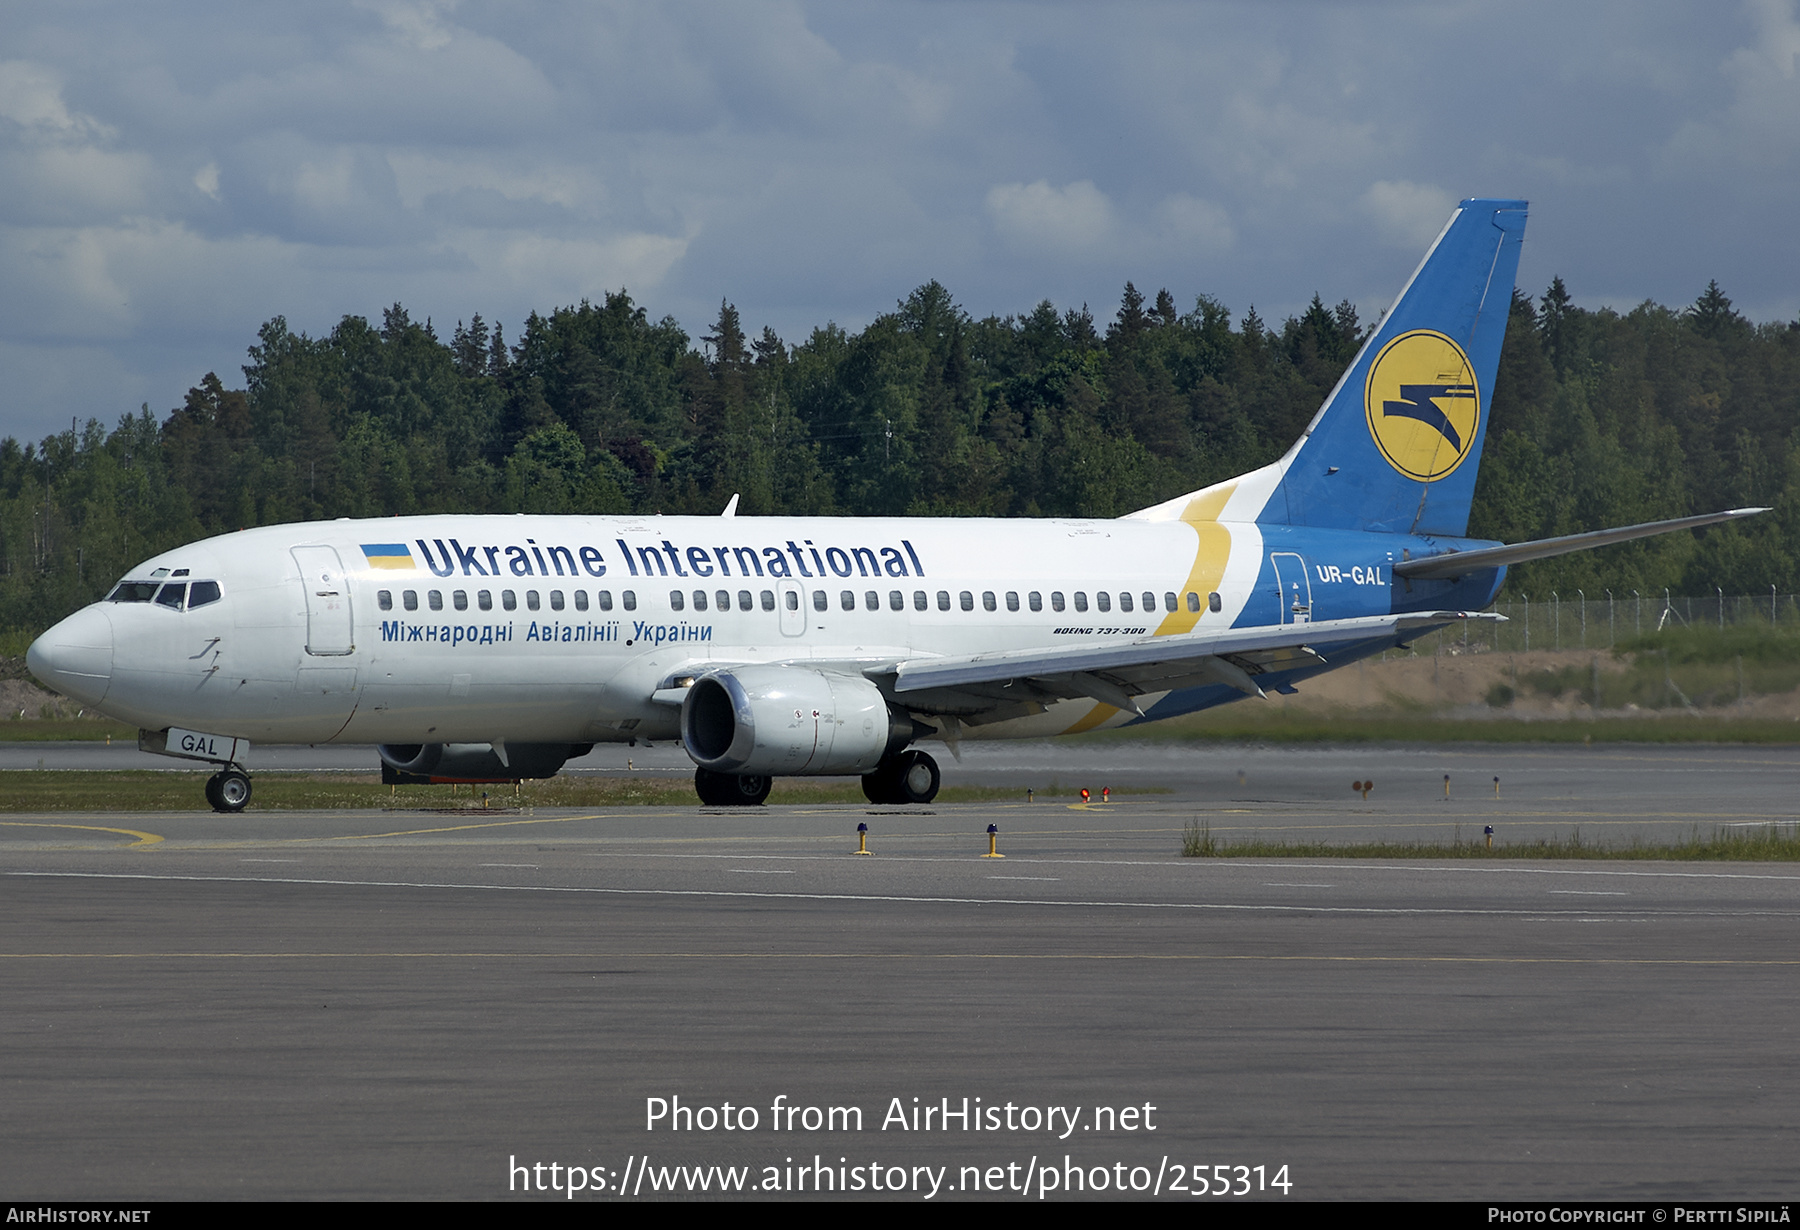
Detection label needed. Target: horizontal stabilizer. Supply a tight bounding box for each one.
[1392,508,1770,580]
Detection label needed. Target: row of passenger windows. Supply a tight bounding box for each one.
[378,588,636,613]
[107,580,223,611]
[376,586,1225,616]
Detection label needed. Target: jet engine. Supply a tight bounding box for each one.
[377,742,592,784]
[681,666,918,776]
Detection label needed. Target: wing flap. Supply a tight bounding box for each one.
[892,612,1497,703]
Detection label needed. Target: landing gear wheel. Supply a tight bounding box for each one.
[893,750,939,804]
[729,774,772,806]
[695,767,772,807]
[209,768,251,813]
[861,750,940,804]
[860,759,899,804]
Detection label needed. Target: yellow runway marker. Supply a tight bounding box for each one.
[0,821,163,849]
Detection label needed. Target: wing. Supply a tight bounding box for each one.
[889,611,1498,720]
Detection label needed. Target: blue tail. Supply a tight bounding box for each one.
[1262,198,1526,537]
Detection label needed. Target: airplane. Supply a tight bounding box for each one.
[27,198,1764,811]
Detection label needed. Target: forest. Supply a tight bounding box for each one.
[2,273,1796,642]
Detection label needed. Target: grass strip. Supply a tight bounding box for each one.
[1086,710,1800,745]
[1179,818,1800,861]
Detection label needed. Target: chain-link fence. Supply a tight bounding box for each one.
[1404,590,1798,656]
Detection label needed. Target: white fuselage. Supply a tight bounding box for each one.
[34,508,1369,748]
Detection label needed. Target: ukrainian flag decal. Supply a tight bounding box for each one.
[1364,329,1480,482]
[360,543,416,570]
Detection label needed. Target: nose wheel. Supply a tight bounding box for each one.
[205,768,252,813]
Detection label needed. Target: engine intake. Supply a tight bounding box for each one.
[682,666,916,776]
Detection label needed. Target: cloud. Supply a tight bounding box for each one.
[985,179,1116,254]
[1156,194,1235,256]
[1,2,1799,440]
[1361,181,1457,249]
[0,61,113,142]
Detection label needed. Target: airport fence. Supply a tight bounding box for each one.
[1399,590,1800,657]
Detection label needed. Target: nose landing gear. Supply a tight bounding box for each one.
[204,767,252,813]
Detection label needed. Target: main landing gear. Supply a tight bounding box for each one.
[861,749,940,805]
[694,767,773,807]
[204,767,252,813]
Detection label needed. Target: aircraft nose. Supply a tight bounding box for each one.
[27,607,114,707]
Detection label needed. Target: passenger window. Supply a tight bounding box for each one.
[813,590,828,612]
[478,590,493,611]
[914,591,927,611]
[597,591,613,611]
[377,589,393,611]
[937,591,950,611]
[1097,592,1111,612]
[574,591,588,611]
[890,591,905,611]
[1119,593,1133,613]
[1006,591,1020,612]
[188,581,221,609]
[1164,592,1177,612]
[549,590,563,611]
[1143,592,1156,612]
[155,583,186,609]
[403,590,418,611]
[982,591,996,612]
[1186,592,1200,612]
[1051,592,1065,612]
[429,590,444,611]
[453,591,468,611]
[501,590,516,611]
[740,589,754,611]
[1028,592,1042,612]
[960,591,974,611]
[1074,592,1088,612]
[784,590,797,611]
[671,591,685,611]
[527,591,541,611]
[717,590,732,611]
[692,591,707,611]
[765,590,779,611]
[623,591,637,611]
[866,591,879,611]
[1209,592,1222,612]
[840,590,854,611]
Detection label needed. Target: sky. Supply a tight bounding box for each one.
[2,0,1797,444]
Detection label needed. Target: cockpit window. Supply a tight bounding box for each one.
[108,582,159,603]
[189,581,222,609]
[154,583,187,609]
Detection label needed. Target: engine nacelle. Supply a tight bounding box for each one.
[681,666,914,776]
[377,742,591,783]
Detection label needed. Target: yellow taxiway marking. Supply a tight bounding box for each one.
[322,813,614,841]
[0,821,163,849]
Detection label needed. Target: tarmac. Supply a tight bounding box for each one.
[3,741,1799,1200]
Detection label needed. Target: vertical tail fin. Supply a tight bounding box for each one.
[1264,198,1526,536]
